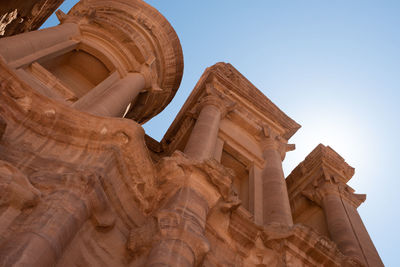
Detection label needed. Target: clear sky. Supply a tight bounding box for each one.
[42,1,400,265]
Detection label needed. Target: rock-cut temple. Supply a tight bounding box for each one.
[0,0,383,266]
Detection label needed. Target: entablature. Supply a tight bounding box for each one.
[156,62,300,160]
[287,144,355,199]
[286,144,365,231]
[205,204,360,266]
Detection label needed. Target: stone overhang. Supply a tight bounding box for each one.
[148,62,300,159]
[286,143,355,200]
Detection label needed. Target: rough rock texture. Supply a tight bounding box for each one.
[0,0,383,266]
[0,0,64,37]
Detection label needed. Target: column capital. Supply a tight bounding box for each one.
[191,83,236,118]
[302,173,366,208]
[29,170,115,228]
[0,160,40,210]
[140,60,159,90]
[259,125,295,160]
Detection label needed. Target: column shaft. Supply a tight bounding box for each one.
[184,104,221,160]
[249,165,263,225]
[344,202,384,266]
[0,191,89,267]
[0,23,79,65]
[74,73,145,117]
[322,194,364,263]
[262,148,293,226]
[146,187,209,267]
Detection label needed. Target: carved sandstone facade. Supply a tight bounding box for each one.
[0,0,383,266]
[0,0,65,37]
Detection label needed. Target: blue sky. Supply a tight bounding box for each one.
[42,1,400,265]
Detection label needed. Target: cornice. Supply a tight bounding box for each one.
[287,144,355,199]
[210,63,301,139]
[161,62,300,153]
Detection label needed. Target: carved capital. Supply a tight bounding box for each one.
[0,160,40,210]
[260,125,295,160]
[302,172,366,208]
[338,184,366,208]
[55,10,69,23]
[128,209,211,265]
[157,210,211,262]
[140,60,159,89]
[191,83,235,118]
[157,151,239,208]
[29,171,115,229]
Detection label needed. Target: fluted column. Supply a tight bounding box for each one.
[260,128,295,226]
[72,72,146,117]
[0,172,114,267]
[0,23,80,68]
[184,95,225,161]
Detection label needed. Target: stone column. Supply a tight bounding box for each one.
[213,138,224,162]
[0,160,40,239]
[0,172,114,267]
[145,187,210,267]
[130,152,239,267]
[303,180,377,266]
[343,199,384,267]
[72,72,146,117]
[260,128,294,226]
[0,23,80,68]
[184,95,225,161]
[0,191,90,267]
[321,186,363,262]
[249,164,263,225]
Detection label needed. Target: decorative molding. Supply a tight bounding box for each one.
[162,63,300,152]
[29,170,115,228]
[302,171,366,209]
[287,144,356,202]
[0,160,40,210]
[0,58,156,226]
[65,0,184,123]
[259,125,295,160]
